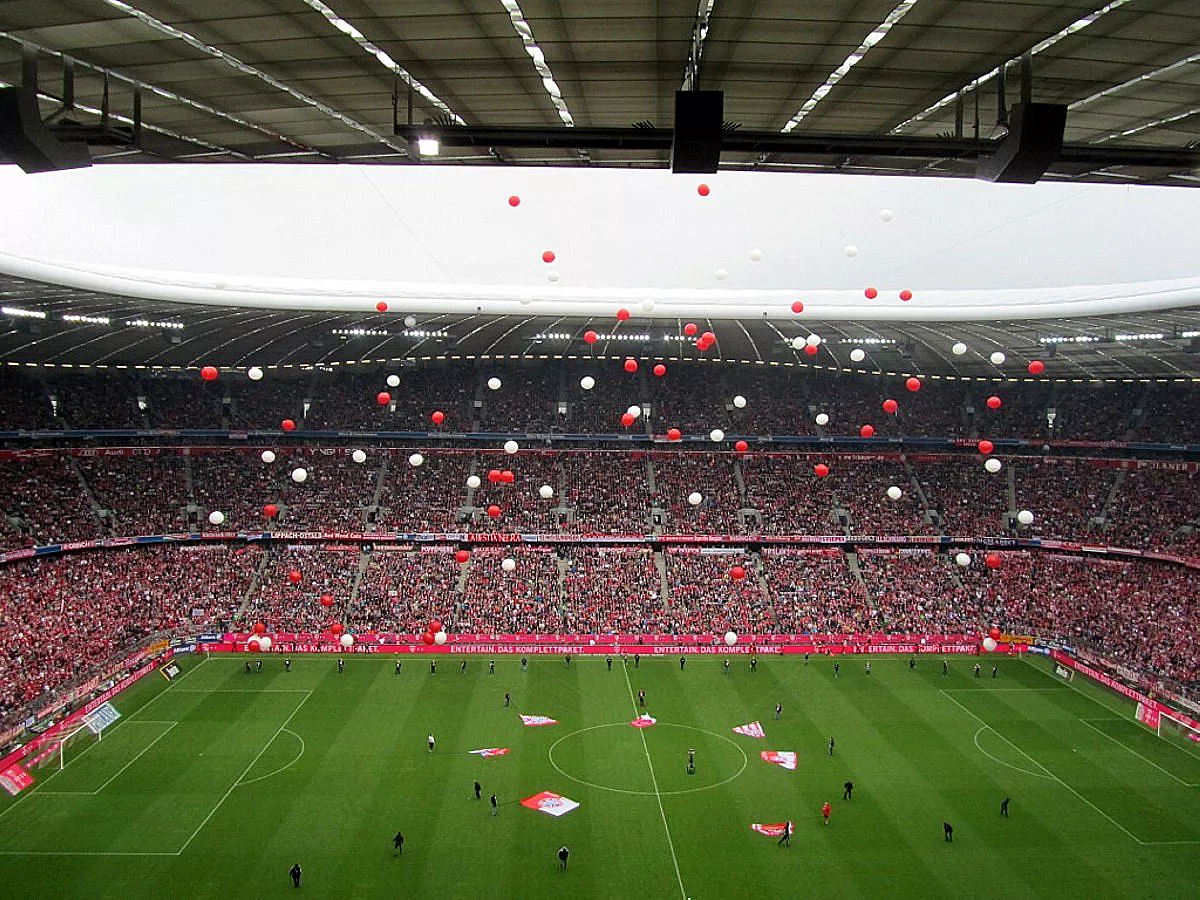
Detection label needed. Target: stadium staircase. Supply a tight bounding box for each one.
[365,454,389,526]
[65,456,110,536]
[232,547,272,621]
[653,551,670,606]
[347,550,370,606]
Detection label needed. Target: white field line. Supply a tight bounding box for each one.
[1080,719,1197,787]
[236,728,307,787]
[36,721,179,796]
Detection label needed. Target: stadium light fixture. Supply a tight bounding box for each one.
[2,306,47,319]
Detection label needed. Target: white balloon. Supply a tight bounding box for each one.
[433,630,447,645]
[627,405,642,419]
[806,333,821,348]
[687,491,703,506]
[208,510,226,525]
[844,244,859,257]
[791,336,806,350]
[951,342,968,355]
[715,267,728,280]
[815,413,829,426]
[879,208,894,222]
[501,557,516,572]
[247,366,264,381]
[580,376,595,390]
[732,395,747,409]
[887,485,903,500]
[260,450,276,464]
[352,449,367,464]
[1017,509,1034,526]
[749,248,763,262]
[982,637,998,652]
[955,552,971,567]
[519,295,533,306]
[849,348,866,363]
[291,467,308,484]
[503,440,519,454]
[404,315,417,328]
[466,475,482,489]
[642,299,656,312]
[547,270,560,283]
[340,633,354,648]
[990,351,1007,365]
[409,452,424,467]
[539,484,554,499]
[258,635,272,651]
[709,429,725,442]
[386,374,400,388]
[984,458,1003,474]
[487,377,502,390]
[724,631,738,646]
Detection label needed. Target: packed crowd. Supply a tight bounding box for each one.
[3,364,1196,442]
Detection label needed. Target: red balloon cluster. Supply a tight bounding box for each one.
[263,503,279,519]
[986,395,1002,410]
[730,565,746,580]
[804,344,818,356]
[813,463,830,478]
[488,468,502,482]
[422,631,435,645]
[376,301,389,312]
[882,399,898,414]
[860,424,875,438]
[624,358,638,373]
[653,364,667,377]
[487,504,502,519]
[666,428,682,441]
[683,322,698,336]
[455,550,470,564]
[864,287,878,300]
[905,377,921,392]
[431,410,445,425]
[320,594,334,608]
[430,619,443,633]
[734,440,749,452]
[977,439,994,455]
[200,366,219,382]
[616,308,631,321]
[281,419,296,432]
[584,330,598,344]
[696,331,716,351]
[791,301,805,314]
[1027,360,1045,375]
[376,391,391,406]
[287,569,302,584]
[542,250,556,263]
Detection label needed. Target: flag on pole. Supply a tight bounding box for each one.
[520,791,580,817]
[520,715,558,727]
[733,721,765,738]
[760,750,797,770]
[468,748,510,758]
[751,822,793,837]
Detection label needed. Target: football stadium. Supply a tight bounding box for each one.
[0,3,1197,898]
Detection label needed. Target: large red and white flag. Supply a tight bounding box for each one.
[751,822,793,837]
[0,764,33,796]
[760,750,797,770]
[468,748,511,758]
[732,721,765,738]
[520,791,580,817]
[520,715,558,727]
[630,714,657,728]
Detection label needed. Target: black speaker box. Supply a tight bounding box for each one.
[671,90,723,174]
[976,102,1067,184]
[0,86,92,174]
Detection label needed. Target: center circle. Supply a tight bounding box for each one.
[548,722,748,796]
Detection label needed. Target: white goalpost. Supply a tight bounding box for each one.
[42,701,123,770]
[1157,709,1200,748]
[48,724,95,771]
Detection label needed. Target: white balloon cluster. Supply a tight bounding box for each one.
[501,557,517,572]
[951,342,968,355]
[955,552,971,567]
[984,458,1002,474]
[724,631,738,646]
[352,449,367,464]
[291,467,308,484]
[1016,509,1035,526]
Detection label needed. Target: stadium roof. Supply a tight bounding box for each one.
[0,1,1197,184]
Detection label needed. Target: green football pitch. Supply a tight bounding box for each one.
[0,653,1196,899]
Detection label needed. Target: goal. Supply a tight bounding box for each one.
[1158,710,1200,748]
[40,701,122,770]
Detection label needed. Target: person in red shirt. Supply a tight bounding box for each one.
[821,801,832,825]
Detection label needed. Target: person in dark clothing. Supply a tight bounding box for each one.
[245,662,252,674]
[430,660,436,674]
[521,657,528,672]
[638,689,646,707]
[337,658,344,673]
[558,845,570,870]
[723,659,731,676]
[942,660,949,677]
[460,660,468,674]
[843,781,854,800]
[393,832,404,854]
[992,665,998,678]
[828,736,835,757]
[474,780,482,800]
[564,654,571,668]
[634,654,640,668]
[834,662,840,678]
[285,658,292,672]
[680,656,686,671]
[804,652,809,665]
[395,660,401,674]
[289,863,302,887]
[944,822,954,842]
[504,691,510,708]
[256,660,263,673]
[775,703,782,720]
[909,657,916,670]
[778,820,791,847]
[750,656,757,672]
[489,660,495,674]
[490,793,498,816]
[1000,797,1010,817]
[974,663,982,678]
[606,656,612,671]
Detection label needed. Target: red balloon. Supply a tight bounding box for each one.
[430,619,443,633]
[653,364,667,377]
[666,428,682,441]
[1027,360,1045,375]
[683,322,698,336]
[905,377,921,392]
[584,330,599,344]
[978,440,994,455]
[487,504,502,518]
[814,463,830,478]
[200,365,219,381]
[624,358,638,373]
[431,410,445,425]
[696,338,712,351]
[248,638,260,652]
[263,503,279,518]
[253,622,266,635]
[616,308,631,321]
[791,300,805,314]
[422,631,435,645]
[864,287,878,300]
[701,331,716,344]
[697,183,710,196]
[376,391,391,406]
[501,470,514,484]
[287,569,302,584]
[621,412,635,427]
[804,344,818,356]
[281,418,296,432]
[507,195,521,207]
[882,399,898,414]
[899,289,913,302]
[542,250,556,263]
[986,395,1002,410]
[730,565,746,580]
[320,594,334,608]
[860,424,875,438]
[734,440,749,452]
[488,469,501,483]
[331,623,344,636]
[455,550,470,564]
[376,301,389,312]
[985,555,1002,572]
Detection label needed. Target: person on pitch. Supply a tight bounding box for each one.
[680,655,686,671]
[285,658,292,672]
[750,656,757,672]
[337,657,344,674]
[974,663,982,678]
[828,736,835,757]
[638,689,646,707]
[864,661,871,676]
[1000,797,1010,817]
[942,659,949,677]
[460,660,468,674]
[778,820,791,847]
[944,821,954,842]
[427,734,435,753]
[843,780,854,800]
[909,656,916,670]
[395,660,401,674]
[821,801,832,825]
[521,656,528,672]
[393,832,404,855]
[834,661,840,678]
[490,793,498,816]
[489,660,495,674]
[475,780,482,800]
[606,656,612,671]
[289,863,302,887]
[775,702,782,720]
[723,659,731,676]
[430,660,436,674]
[992,665,998,678]
[558,846,570,870]
[504,691,510,708]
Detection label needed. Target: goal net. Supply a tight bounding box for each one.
[38,702,122,770]
[1158,710,1200,749]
